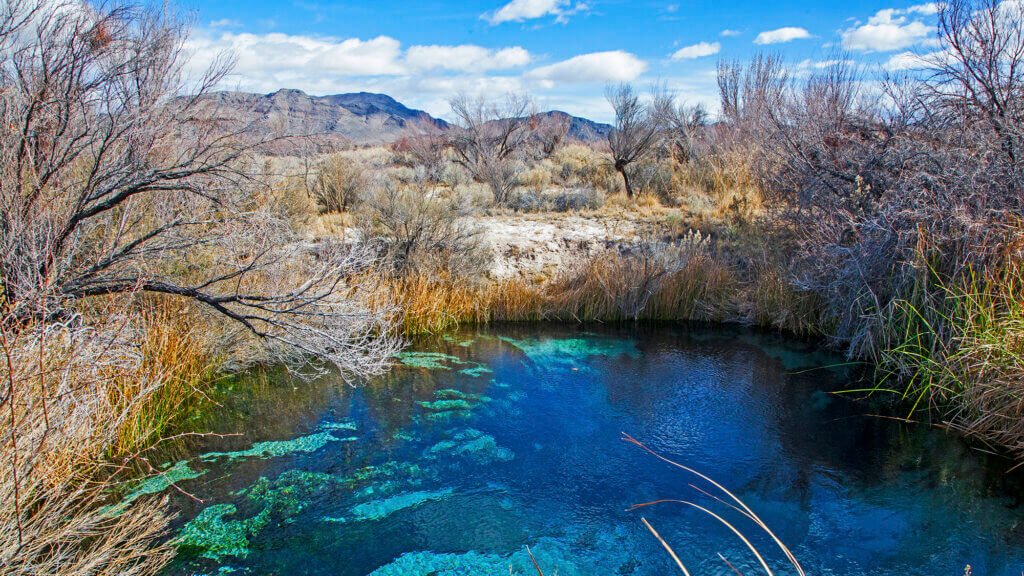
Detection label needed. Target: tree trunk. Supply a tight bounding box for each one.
[617,165,634,198]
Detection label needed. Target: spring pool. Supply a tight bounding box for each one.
[151,325,1024,575]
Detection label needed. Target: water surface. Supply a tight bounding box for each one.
[153,325,1024,575]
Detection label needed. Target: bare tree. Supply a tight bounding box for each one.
[391,118,450,183]
[606,83,660,198]
[530,112,571,157]
[448,93,537,204]
[652,92,708,163]
[0,0,398,375]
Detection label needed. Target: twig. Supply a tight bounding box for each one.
[641,517,691,576]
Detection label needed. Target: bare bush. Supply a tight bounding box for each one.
[358,179,486,277]
[391,120,450,183]
[530,112,571,157]
[448,93,538,204]
[309,155,365,213]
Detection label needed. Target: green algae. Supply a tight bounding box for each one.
[179,469,346,561]
[419,398,474,412]
[367,550,510,575]
[426,429,514,464]
[105,460,206,516]
[417,389,491,423]
[243,469,338,520]
[499,335,639,372]
[199,431,339,463]
[425,409,474,422]
[394,351,491,377]
[341,488,454,522]
[367,535,634,576]
[177,504,254,561]
[441,334,477,347]
[434,389,479,401]
[393,430,417,442]
[458,364,493,377]
[319,420,357,431]
[394,351,462,370]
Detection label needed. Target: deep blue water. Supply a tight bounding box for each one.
[152,325,1024,576]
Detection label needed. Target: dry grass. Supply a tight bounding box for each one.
[368,241,813,334]
[0,294,228,575]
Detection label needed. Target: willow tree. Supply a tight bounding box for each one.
[606,83,660,198]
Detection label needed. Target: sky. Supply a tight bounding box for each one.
[180,0,943,122]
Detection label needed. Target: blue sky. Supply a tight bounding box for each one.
[181,0,942,122]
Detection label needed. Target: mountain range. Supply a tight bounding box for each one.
[194,89,612,154]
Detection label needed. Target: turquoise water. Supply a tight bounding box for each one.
[154,325,1024,575]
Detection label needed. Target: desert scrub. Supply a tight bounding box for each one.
[358,179,488,277]
[553,144,621,193]
[310,155,366,213]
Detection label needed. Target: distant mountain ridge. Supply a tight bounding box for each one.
[194,89,612,154]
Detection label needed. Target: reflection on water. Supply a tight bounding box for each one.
[149,324,1024,576]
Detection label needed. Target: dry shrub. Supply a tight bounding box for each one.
[310,155,365,213]
[519,161,554,192]
[553,144,621,193]
[742,266,822,336]
[358,179,487,277]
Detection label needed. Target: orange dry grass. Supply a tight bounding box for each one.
[373,248,758,334]
[109,299,222,457]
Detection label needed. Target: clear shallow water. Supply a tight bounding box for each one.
[151,325,1024,576]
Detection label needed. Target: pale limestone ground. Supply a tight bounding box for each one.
[479,213,641,279]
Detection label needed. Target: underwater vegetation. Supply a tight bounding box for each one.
[499,334,640,372]
[199,431,352,463]
[426,429,515,464]
[344,488,455,522]
[367,532,637,576]
[394,351,492,377]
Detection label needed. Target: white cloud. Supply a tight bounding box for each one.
[906,3,939,15]
[209,18,242,28]
[754,27,813,44]
[841,6,935,52]
[883,49,949,71]
[187,32,406,78]
[186,31,535,86]
[485,0,585,24]
[405,45,531,72]
[884,51,926,70]
[671,41,721,60]
[720,29,742,37]
[528,51,648,84]
[797,58,855,70]
[183,28,645,121]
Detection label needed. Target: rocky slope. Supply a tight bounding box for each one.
[194,89,612,154]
